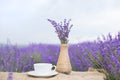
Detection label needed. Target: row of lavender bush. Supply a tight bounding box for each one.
[0,32,120,79]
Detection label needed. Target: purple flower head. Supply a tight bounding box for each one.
[48,19,73,44]
[7,72,13,80]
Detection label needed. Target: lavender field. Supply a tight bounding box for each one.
[0,33,120,79]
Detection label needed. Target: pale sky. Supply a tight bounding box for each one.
[0,0,120,45]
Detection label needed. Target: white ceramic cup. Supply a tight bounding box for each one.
[34,63,56,73]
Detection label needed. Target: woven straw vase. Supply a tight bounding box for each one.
[56,44,72,74]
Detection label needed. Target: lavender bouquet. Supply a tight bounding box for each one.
[48,19,73,44]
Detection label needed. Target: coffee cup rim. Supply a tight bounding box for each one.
[34,63,52,65]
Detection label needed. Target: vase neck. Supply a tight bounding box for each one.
[60,44,68,46]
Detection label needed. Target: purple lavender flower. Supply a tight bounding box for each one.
[48,19,73,44]
[7,72,13,80]
[1,32,120,79]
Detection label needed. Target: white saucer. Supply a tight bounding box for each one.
[27,71,58,77]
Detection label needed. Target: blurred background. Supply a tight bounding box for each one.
[0,0,120,45]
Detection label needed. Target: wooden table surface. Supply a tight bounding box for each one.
[0,71,105,80]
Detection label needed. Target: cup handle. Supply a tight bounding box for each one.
[51,65,56,71]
